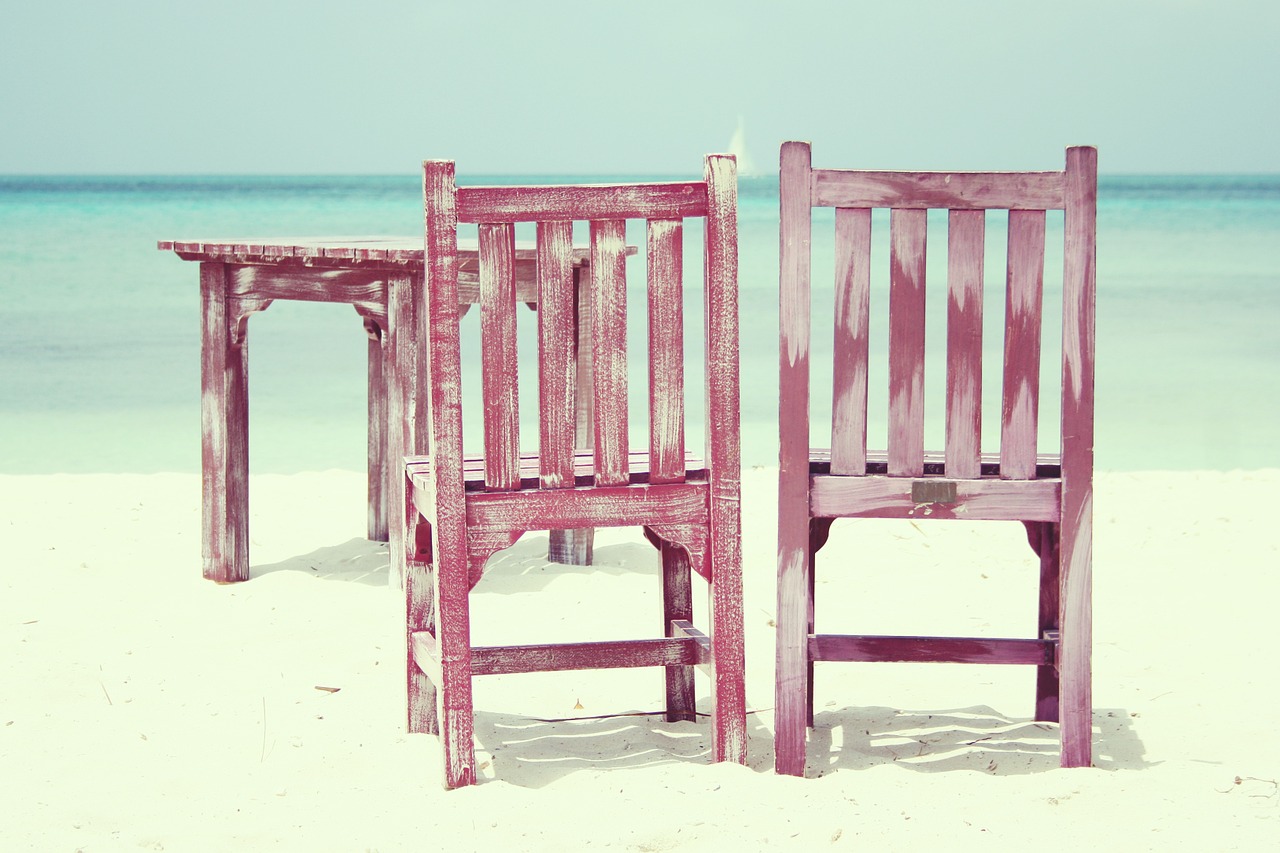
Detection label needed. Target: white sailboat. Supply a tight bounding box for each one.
[727,116,755,176]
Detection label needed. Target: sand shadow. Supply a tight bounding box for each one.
[472,536,660,596]
[251,537,390,586]
[469,708,774,788]
[789,704,1149,776]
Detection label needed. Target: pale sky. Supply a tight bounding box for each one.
[2,0,1276,174]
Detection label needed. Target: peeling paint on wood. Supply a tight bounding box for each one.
[406,156,746,787]
[775,141,1097,775]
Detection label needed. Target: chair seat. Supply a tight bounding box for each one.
[805,448,1063,522]
[406,449,710,531]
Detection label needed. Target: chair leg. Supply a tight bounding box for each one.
[775,515,814,776]
[708,525,747,765]
[433,540,477,789]
[1026,521,1061,722]
[806,519,833,729]
[1058,512,1093,768]
[406,515,438,735]
[659,539,697,723]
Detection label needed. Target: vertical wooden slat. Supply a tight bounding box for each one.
[648,218,685,484]
[590,218,628,486]
[888,208,927,477]
[775,140,813,777]
[1001,209,1046,479]
[536,220,575,489]
[479,222,520,491]
[703,152,746,765]
[830,208,871,475]
[1059,145,1097,768]
[422,159,475,789]
[945,209,985,479]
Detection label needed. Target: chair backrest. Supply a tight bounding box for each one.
[421,155,739,506]
[779,142,1097,484]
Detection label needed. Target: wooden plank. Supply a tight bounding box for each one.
[199,261,250,583]
[647,218,685,484]
[466,481,708,530]
[809,474,1061,521]
[359,311,388,540]
[590,219,629,486]
[830,208,872,475]
[422,159,476,789]
[812,169,1066,210]
[945,209,986,479]
[227,264,387,305]
[536,221,576,489]
[458,182,708,223]
[809,634,1054,666]
[1059,145,1098,768]
[479,222,521,491]
[888,208,927,476]
[775,140,814,778]
[1001,209,1046,480]
[703,152,746,765]
[470,636,704,676]
[410,629,443,687]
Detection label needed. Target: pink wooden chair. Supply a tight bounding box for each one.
[404,156,746,788]
[775,142,1097,775]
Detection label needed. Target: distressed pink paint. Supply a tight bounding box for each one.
[160,236,580,584]
[404,156,746,788]
[774,141,1098,776]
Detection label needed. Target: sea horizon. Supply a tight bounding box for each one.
[2,172,1278,475]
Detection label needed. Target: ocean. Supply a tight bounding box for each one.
[1,173,1277,475]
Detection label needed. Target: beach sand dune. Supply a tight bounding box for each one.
[3,468,1277,850]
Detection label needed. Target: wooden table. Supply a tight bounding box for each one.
[159,237,599,583]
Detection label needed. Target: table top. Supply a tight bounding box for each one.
[158,236,598,268]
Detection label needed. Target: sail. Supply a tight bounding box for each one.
[727,116,755,176]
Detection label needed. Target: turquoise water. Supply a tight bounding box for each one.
[1,174,1277,474]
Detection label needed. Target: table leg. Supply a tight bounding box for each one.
[361,311,389,542]
[200,262,251,583]
[547,264,595,565]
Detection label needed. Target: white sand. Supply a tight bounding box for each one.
[3,467,1278,850]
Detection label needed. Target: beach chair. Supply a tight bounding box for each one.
[403,156,747,788]
[774,142,1097,774]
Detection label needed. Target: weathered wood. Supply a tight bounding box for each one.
[809,474,1061,521]
[470,636,705,676]
[164,234,606,586]
[590,219,629,487]
[659,536,696,721]
[775,140,814,778]
[774,142,1096,774]
[1001,209,1047,480]
[536,221,576,490]
[547,263,597,565]
[479,222,521,491]
[809,635,1055,666]
[467,482,708,530]
[831,207,872,475]
[945,209,985,479]
[359,310,389,541]
[888,208,927,477]
[458,182,709,223]
[1059,145,1098,768]
[703,152,746,765]
[199,262,249,583]
[422,160,476,790]
[406,158,746,786]
[811,169,1066,210]
[647,218,685,485]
